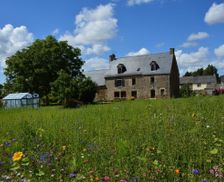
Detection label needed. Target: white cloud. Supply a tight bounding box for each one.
[83,57,109,71]
[127,48,150,56]
[210,60,224,73]
[205,2,224,24]
[0,24,34,71]
[187,32,209,42]
[181,32,209,48]
[86,44,110,55]
[175,47,209,74]
[60,4,117,55]
[181,42,197,48]
[214,44,224,58]
[52,28,59,36]
[127,0,154,6]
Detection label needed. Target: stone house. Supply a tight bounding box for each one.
[180,75,217,95]
[85,48,179,101]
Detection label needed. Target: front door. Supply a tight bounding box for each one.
[151,89,155,98]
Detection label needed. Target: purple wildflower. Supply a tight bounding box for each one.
[40,152,49,162]
[3,141,10,147]
[202,180,208,182]
[20,178,26,182]
[193,169,199,175]
[0,161,5,165]
[69,173,77,178]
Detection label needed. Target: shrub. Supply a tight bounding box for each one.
[180,84,193,97]
[64,98,83,108]
[0,99,2,108]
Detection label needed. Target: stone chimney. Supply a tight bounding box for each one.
[169,48,175,55]
[109,54,116,62]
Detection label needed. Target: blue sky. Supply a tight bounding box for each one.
[0,0,224,84]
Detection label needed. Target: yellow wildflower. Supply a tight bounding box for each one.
[90,175,94,182]
[191,113,196,118]
[12,151,23,161]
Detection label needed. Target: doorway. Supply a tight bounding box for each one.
[151,89,155,98]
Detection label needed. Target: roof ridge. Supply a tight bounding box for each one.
[84,69,109,73]
[117,51,169,59]
[183,75,216,78]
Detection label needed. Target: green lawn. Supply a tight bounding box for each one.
[0,96,224,181]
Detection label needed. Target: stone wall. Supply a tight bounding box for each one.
[95,86,107,101]
[105,75,171,100]
[170,56,180,97]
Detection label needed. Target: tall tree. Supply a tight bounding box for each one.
[4,36,84,104]
[203,64,219,82]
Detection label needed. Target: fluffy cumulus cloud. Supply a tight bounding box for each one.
[181,32,209,48]
[127,0,154,6]
[86,44,110,55]
[60,4,117,55]
[205,2,224,24]
[181,42,198,48]
[176,46,224,75]
[0,24,34,72]
[214,44,224,58]
[175,47,209,74]
[127,48,150,56]
[83,57,109,71]
[187,32,209,42]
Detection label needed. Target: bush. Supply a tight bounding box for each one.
[64,98,83,108]
[0,99,2,108]
[180,84,193,97]
[78,77,97,104]
[51,71,97,107]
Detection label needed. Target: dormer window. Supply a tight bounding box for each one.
[117,64,127,74]
[150,61,159,71]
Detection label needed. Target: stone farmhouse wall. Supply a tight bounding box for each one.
[105,74,173,101]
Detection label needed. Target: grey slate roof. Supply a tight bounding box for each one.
[105,52,174,78]
[180,75,217,84]
[3,93,32,100]
[84,51,175,86]
[84,69,108,86]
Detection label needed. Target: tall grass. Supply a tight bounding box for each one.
[0,96,224,181]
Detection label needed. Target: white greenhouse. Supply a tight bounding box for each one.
[2,92,39,109]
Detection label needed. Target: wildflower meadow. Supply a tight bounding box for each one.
[0,96,224,181]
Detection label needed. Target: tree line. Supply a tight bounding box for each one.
[184,64,220,83]
[2,36,97,106]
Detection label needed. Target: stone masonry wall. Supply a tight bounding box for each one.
[105,75,170,101]
[95,86,107,101]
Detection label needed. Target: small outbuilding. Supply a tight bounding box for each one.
[180,75,217,95]
[2,92,39,109]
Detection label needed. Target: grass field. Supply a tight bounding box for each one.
[0,96,224,181]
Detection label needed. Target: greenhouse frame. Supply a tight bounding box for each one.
[2,92,39,109]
